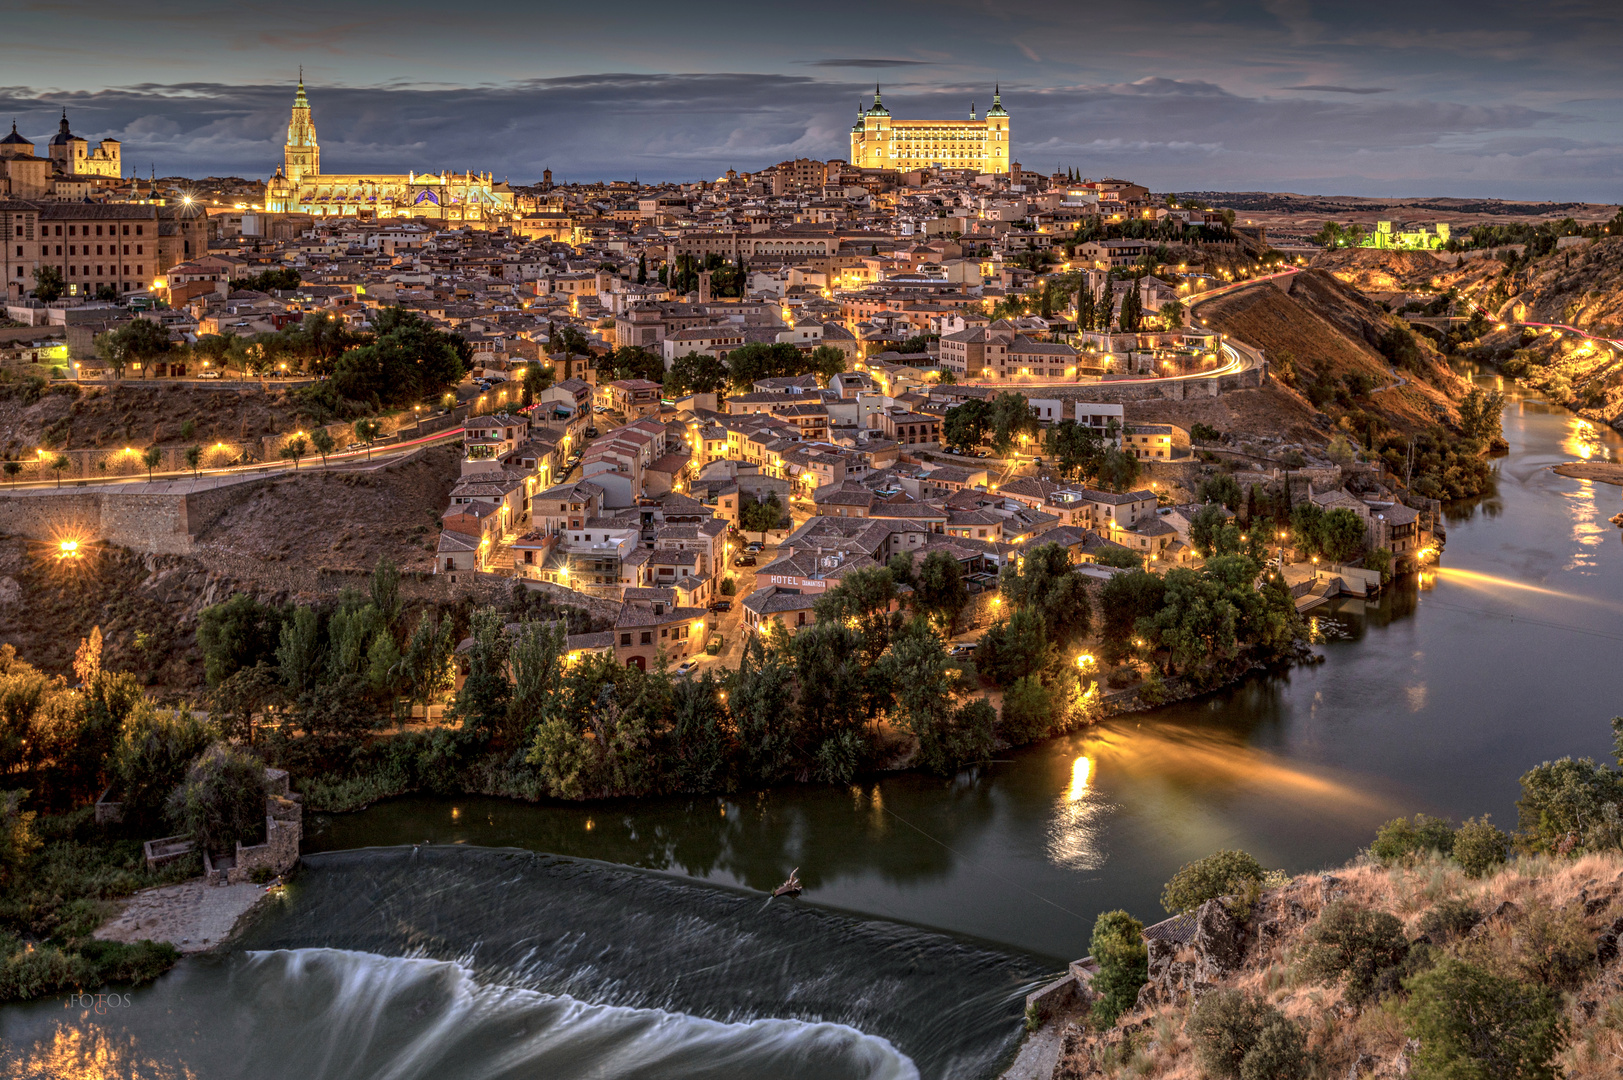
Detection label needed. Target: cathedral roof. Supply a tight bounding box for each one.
[1,122,31,146]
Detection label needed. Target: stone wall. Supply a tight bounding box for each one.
[0,490,193,554]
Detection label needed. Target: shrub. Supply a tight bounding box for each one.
[74,938,179,986]
[1190,989,1308,1080]
[1403,958,1565,1080]
[1370,814,1455,865]
[164,742,268,854]
[1418,898,1481,943]
[1451,816,1509,878]
[0,943,96,1001]
[1161,850,1267,914]
[999,675,1055,744]
[720,577,737,597]
[1239,1012,1310,1080]
[1298,900,1410,1006]
[1089,909,1147,1028]
[113,705,218,823]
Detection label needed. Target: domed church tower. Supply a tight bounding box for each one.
[284,70,320,182]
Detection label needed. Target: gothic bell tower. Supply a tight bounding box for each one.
[284,70,319,182]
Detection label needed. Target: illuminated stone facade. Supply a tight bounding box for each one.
[263,78,514,222]
[849,86,1010,174]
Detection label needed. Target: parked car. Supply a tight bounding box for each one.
[746,541,763,552]
[709,600,732,613]
[583,427,598,438]
[733,555,756,568]
[197,369,222,379]
[675,660,698,676]
[949,642,978,657]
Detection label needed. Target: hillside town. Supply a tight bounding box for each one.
[0,82,1449,685]
[9,19,1623,1080]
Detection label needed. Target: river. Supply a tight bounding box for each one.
[5,383,1623,1079]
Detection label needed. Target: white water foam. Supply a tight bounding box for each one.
[0,946,918,1080]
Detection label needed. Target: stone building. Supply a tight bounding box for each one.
[263,77,515,223]
[849,86,1010,174]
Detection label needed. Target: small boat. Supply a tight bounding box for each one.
[772,868,803,899]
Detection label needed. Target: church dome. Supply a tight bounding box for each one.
[49,110,84,146]
[0,121,30,147]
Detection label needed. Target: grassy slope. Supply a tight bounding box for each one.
[1054,852,1623,1080]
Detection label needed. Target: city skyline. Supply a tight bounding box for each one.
[1,1,1621,198]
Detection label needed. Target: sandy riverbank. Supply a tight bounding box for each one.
[1553,461,1623,486]
[94,880,276,954]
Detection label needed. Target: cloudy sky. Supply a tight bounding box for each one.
[2,0,1621,200]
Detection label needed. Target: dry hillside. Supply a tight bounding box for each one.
[0,381,309,456]
[0,445,459,691]
[1052,853,1623,1080]
[190,445,456,575]
[1194,269,1468,433]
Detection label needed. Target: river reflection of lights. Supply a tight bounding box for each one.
[1046,726,1394,872]
[10,1023,198,1080]
[1432,566,1620,611]
[1048,753,1106,870]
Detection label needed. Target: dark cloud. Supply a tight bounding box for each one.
[0,69,1615,201]
[1283,85,1392,95]
[804,59,935,68]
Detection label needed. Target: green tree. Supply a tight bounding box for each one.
[1000,542,1091,648]
[1098,569,1166,664]
[276,605,324,696]
[1515,751,1623,854]
[739,490,785,539]
[141,445,162,481]
[1198,472,1243,510]
[1089,910,1148,1028]
[165,742,268,853]
[95,319,171,379]
[353,418,382,460]
[943,398,992,454]
[399,610,456,705]
[278,434,307,470]
[522,360,555,404]
[808,345,848,385]
[1403,958,1566,1080]
[988,391,1037,456]
[114,705,218,824]
[331,307,468,407]
[665,351,728,396]
[976,608,1050,687]
[1161,849,1268,913]
[1320,508,1366,563]
[454,607,512,743]
[1288,502,1324,557]
[999,674,1055,744]
[1044,420,1105,480]
[32,265,64,303]
[184,445,202,479]
[308,428,335,467]
[913,550,970,633]
[1190,990,1308,1080]
[728,633,797,785]
[1190,504,1240,557]
[1,461,20,488]
[1096,446,1141,493]
[197,594,286,686]
[50,454,69,488]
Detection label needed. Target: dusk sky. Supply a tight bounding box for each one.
[2,0,1621,200]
